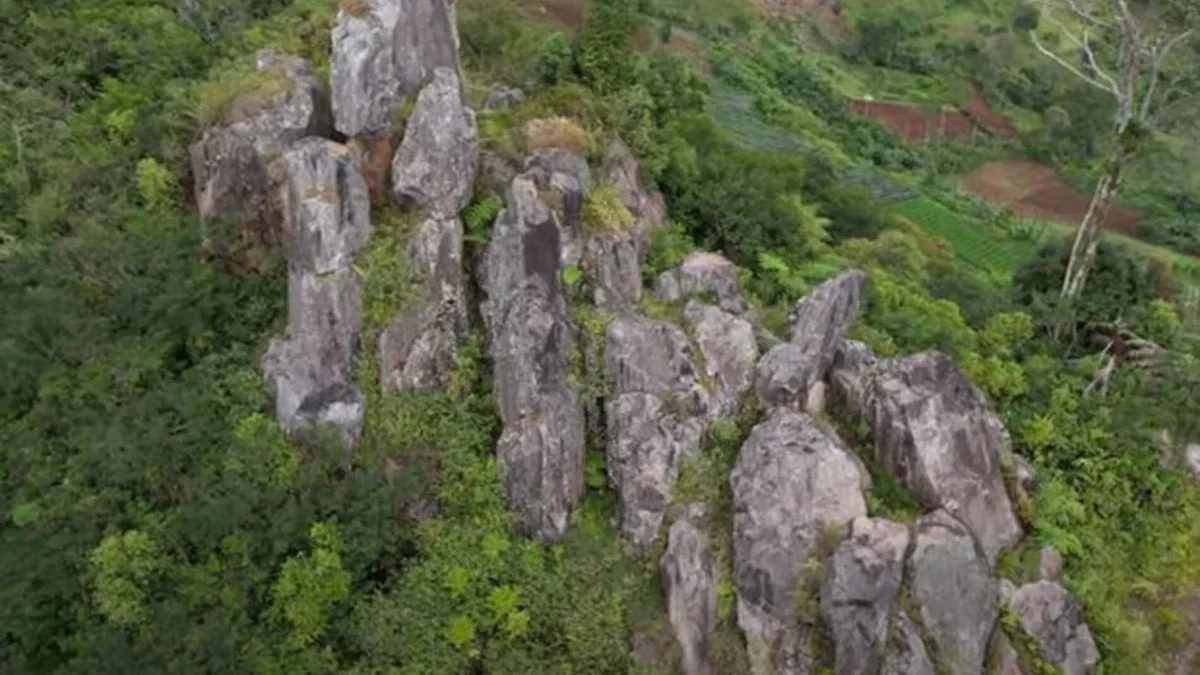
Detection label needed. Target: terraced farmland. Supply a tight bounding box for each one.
[889,196,1040,274]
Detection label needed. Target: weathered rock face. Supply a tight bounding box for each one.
[484,86,525,111]
[601,137,667,238]
[989,631,1026,675]
[190,50,332,252]
[393,0,461,97]
[331,0,402,139]
[1187,443,1200,483]
[841,350,1023,565]
[480,170,585,543]
[881,609,937,675]
[1006,581,1100,675]
[1038,545,1063,582]
[392,68,478,219]
[606,313,709,554]
[685,302,759,418]
[820,517,911,675]
[522,147,591,268]
[656,252,749,315]
[732,409,868,675]
[756,270,866,409]
[586,232,642,309]
[662,503,719,675]
[379,216,469,390]
[263,139,371,450]
[906,510,998,675]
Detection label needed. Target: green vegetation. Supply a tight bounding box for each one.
[890,196,1039,273]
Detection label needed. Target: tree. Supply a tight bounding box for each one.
[1029,0,1195,300]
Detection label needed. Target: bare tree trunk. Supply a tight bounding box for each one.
[1060,145,1128,300]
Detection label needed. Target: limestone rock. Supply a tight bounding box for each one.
[1015,454,1038,498]
[656,252,748,315]
[379,216,469,390]
[393,0,461,97]
[331,0,402,138]
[732,409,868,675]
[845,350,1023,565]
[989,631,1026,675]
[278,138,372,275]
[820,517,911,675]
[755,270,866,409]
[1038,546,1063,582]
[521,147,591,268]
[662,503,719,675]
[684,302,759,418]
[392,68,478,218]
[480,171,585,543]
[484,86,525,110]
[881,609,937,675]
[1006,581,1100,675]
[606,313,708,554]
[906,510,998,675]
[190,50,332,252]
[600,137,667,238]
[586,231,642,309]
[1187,443,1200,483]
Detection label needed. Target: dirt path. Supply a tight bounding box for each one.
[958,160,1142,235]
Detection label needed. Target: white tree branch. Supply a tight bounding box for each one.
[1030,30,1118,94]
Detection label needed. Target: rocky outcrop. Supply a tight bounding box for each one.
[600,137,667,238]
[586,232,642,309]
[480,167,585,543]
[882,609,937,675]
[989,632,1026,675]
[837,349,1023,565]
[820,517,910,675]
[1187,443,1200,483]
[331,0,402,139]
[190,49,332,253]
[484,86,525,111]
[656,252,749,315]
[906,510,998,675]
[606,313,709,554]
[756,270,866,409]
[662,503,719,675]
[1005,581,1099,675]
[378,216,469,390]
[393,0,461,97]
[522,147,591,268]
[732,409,868,675]
[392,68,478,219]
[685,302,758,418]
[262,139,371,451]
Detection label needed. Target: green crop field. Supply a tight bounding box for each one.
[889,196,1041,274]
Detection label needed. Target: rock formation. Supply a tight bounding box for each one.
[732,409,867,675]
[600,137,667,238]
[906,510,998,675]
[190,49,332,254]
[262,138,371,451]
[606,313,709,554]
[484,86,525,111]
[685,301,758,418]
[331,0,402,139]
[480,165,586,543]
[882,609,937,675]
[586,232,642,309]
[756,270,866,410]
[391,67,478,218]
[393,0,461,97]
[662,503,719,675]
[656,252,749,315]
[1005,581,1100,675]
[820,517,910,675]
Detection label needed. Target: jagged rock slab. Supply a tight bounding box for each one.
[1006,581,1099,675]
[379,216,469,390]
[600,137,667,238]
[732,409,868,675]
[606,313,709,555]
[586,231,642,309]
[755,270,866,409]
[989,631,1026,675]
[392,67,478,219]
[190,49,332,252]
[521,147,591,268]
[656,252,748,315]
[685,301,758,418]
[662,503,719,675]
[820,517,910,675]
[480,171,585,543]
[906,510,998,675]
[393,0,461,96]
[331,0,402,138]
[882,609,937,675]
[262,138,371,451]
[484,86,525,110]
[841,349,1023,565]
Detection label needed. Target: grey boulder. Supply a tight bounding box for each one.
[606,313,709,555]
[1006,581,1100,675]
[278,138,372,275]
[820,517,911,675]
[732,409,867,675]
[656,252,748,315]
[600,137,667,238]
[662,503,720,675]
[585,231,642,309]
[522,147,591,268]
[392,68,478,219]
[906,510,998,675]
[1187,443,1200,483]
[331,0,402,138]
[484,86,525,110]
[756,270,866,409]
[378,216,469,390]
[393,0,461,97]
[881,609,937,675]
[685,302,759,418]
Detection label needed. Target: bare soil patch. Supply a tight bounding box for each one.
[848,99,977,142]
[962,88,1018,138]
[751,0,843,25]
[958,159,1142,235]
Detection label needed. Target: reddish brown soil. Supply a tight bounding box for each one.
[848,99,978,142]
[958,160,1142,234]
[962,88,1019,137]
[752,0,843,25]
